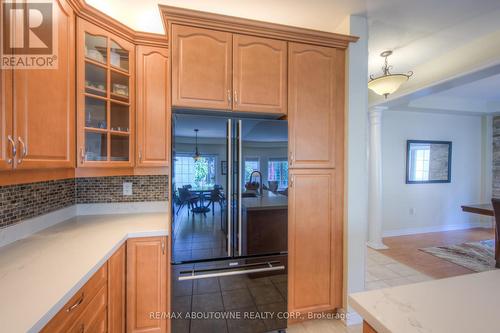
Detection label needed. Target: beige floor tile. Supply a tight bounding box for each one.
[288,319,359,333]
[364,271,379,282]
[365,280,391,290]
[366,264,401,280]
[406,273,433,283]
[384,262,421,277]
[384,277,413,287]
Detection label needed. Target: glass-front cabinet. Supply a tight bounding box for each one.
[77,19,135,167]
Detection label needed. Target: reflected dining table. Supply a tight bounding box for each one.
[461,203,499,267]
[188,186,214,213]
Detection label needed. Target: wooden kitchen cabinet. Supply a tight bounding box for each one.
[0,66,13,170]
[41,264,108,333]
[288,169,343,315]
[136,45,170,167]
[108,244,126,333]
[172,25,232,110]
[76,18,135,168]
[233,34,287,114]
[171,25,287,115]
[1,0,75,170]
[288,43,344,169]
[127,236,168,333]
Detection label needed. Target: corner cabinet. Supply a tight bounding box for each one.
[288,169,343,314]
[1,0,75,170]
[171,24,287,115]
[127,237,168,333]
[76,18,135,168]
[288,43,344,169]
[136,46,170,167]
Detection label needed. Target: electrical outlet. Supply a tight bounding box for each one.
[123,182,133,196]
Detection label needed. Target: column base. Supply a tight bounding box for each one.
[366,241,388,250]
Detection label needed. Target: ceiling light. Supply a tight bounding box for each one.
[193,129,201,161]
[368,50,413,98]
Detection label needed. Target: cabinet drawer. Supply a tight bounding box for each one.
[68,285,107,333]
[41,264,107,333]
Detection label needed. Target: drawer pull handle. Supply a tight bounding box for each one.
[66,293,84,312]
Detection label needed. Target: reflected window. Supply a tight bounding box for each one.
[175,154,216,188]
[268,158,288,189]
[244,158,260,182]
[409,144,430,181]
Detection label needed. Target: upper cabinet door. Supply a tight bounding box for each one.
[77,19,135,168]
[233,34,287,114]
[13,0,75,169]
[136,46,170,168]
[0,67,13,170]
[171,25,232,110]
[288,43,344,169]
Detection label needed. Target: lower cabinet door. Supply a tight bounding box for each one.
[127,237,168,333]
[108,244,126,333]
[288,169,343,315]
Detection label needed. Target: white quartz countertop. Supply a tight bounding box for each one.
[0,213,168,333]
[349,270,500,333]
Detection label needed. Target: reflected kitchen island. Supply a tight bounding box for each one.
[239,190,288,256]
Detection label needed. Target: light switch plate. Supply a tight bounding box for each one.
[123,182,133,196]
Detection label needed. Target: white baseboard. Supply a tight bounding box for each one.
[0,201,169,248]
[382,222,492,238]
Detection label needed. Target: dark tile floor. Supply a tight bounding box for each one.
[172,204,227,262]
[172,265,287,333]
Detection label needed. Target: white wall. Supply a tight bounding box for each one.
[381,110,484,236]
[344,15,369,322]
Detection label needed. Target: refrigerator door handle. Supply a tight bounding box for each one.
[237,120,242,256]
[227,119,232,257]
[178,262,285,281]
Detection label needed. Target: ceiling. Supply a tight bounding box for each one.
[87,0,500,114]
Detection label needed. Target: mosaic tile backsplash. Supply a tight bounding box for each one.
[0,175,168,228]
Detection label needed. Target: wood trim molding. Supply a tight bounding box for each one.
[67,0,168,47]
[160,5,358,49]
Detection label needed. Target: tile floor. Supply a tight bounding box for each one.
[365,247,434,290]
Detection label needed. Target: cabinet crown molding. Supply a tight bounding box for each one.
[67,0,168,47]
[160,5,358,49]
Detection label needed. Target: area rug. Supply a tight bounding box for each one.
[419,240,496,272]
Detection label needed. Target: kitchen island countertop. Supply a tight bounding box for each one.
[241,190,288,211]
[349,269,500,333]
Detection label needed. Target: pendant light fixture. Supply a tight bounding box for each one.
[193,129,201,161]
[368,50,413,98]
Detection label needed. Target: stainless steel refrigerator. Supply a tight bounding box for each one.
[171,112,288,333]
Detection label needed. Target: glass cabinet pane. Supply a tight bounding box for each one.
[110,40,129,71]
[110,71,129,101]
[111,135,129,161]
[85,132,107,161]
[85,33,107,64]
[85,63,107,96]
[110,103,129,132]
[85,97,107,129]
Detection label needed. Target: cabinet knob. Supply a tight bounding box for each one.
[234,90,238,104]
[227,89,232,106]
[289,151,294,164]
[139,149,143,162]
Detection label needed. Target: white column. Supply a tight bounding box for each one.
[367,108,388,249]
